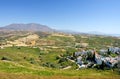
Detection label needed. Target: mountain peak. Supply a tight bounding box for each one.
[0,23,54,32]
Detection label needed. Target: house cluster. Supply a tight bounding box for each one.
[99,47,120,55]
[69,47,120,69]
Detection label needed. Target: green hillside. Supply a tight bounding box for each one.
[0,32,120,79]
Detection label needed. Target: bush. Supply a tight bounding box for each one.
[1,56,11,61]
[58,58,67,63]
[42,62,57,68]
[56,55,61,60]
[29,58,36,64]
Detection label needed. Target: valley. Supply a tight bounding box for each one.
[0,24,120,79]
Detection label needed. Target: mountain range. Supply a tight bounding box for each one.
[0,23,120,37]
[0,23,54,32]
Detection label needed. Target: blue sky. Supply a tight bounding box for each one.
[0,0,120,34]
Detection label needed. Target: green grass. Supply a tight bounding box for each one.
[0,60,120,77]
[0,46,40,54]
[0,46,41,67]
[0,46,120,79]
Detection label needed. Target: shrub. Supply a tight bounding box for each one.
[42,62,57,68]
[1,56,11,61]
[29,58,36,64]
[56,55,61,60]
[58,58,67,63]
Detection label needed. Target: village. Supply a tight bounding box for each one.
[66,47,120,69]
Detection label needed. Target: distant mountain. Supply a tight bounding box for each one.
[1,23,120,37]
[88,31,120,37]
[88,31,106,35]
[0,23,54,32]
[108,34,120,37]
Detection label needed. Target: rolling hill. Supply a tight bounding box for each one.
[0,23,120,79]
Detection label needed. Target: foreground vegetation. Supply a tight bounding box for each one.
[0,46,120,79]
[0,60,120,79]
[0,31,120,79]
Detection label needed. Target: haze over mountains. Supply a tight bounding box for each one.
[0,23,54,32]
[0,23,120,37]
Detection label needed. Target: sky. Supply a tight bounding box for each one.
[0,0,120,34]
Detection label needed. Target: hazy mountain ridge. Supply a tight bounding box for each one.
[0,23,120,37]
[0,23,54,32]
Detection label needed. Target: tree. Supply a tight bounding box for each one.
[92,51,96,62]
[107,48,111,55]
[100,61,105,70]
[58,57,67,63]
[87,51,93,61]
